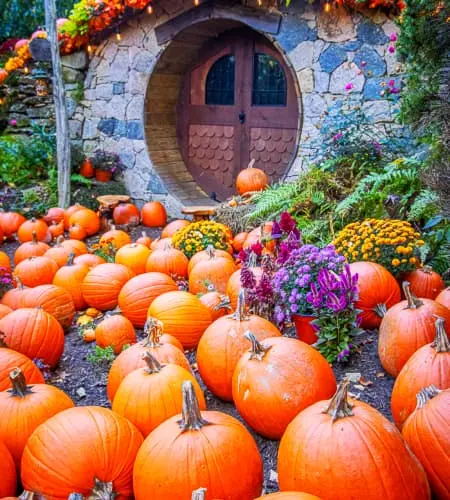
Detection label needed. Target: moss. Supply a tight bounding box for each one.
[71,179,128,209]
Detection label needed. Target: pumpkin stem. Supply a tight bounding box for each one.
[245,331,271,360]
[247,251,258,268]
[143,317,164,347]
[233,289,249,321]
[141,231,147,239]
[247,158,256,169]
[191,488,207,500]
[87,478,118,500]
[177,380,210,432]
[9,368,33,397]
[421,265,433,274]
[215,294,231,312]
[431,316,450,352]
[31,231,38,244]
[205,245,215,259]
[402,281,424,309]
[55,235,64,247]
[373,302,387,318]
[15,275,25,290]
[324,378,354,421]
[142,351,163,374]
[66,252,75,266]
[416,385,441,410]
[19,492,37,500]
[68,494,84,500]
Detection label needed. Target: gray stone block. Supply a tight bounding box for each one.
[357,19,389,45]
[113,82,125,95]
[148,173,168,194]
[98,118,117,136]
[277,16,317,53]
[354,46,386,77]
[62,51,88,70]
[319,45,347,73]
[127,121,144,140]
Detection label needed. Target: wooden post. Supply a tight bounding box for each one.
[45,0,71,208]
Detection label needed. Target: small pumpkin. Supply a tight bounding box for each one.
[0,303,12,319]
[118,272,178,328]
[0,367,74,467]
[21,406,144,497]
[69,208,100,236]
[63,204,86,231]
[378,281,450,377]
[391,316,450,429]
[188,246,234,275]
[44,237,73,267]
[14,231,50,265]
[236,160,269,195]
[151,237,173,250]
[146,245,189,279]
[133,381,263,500]
[99,226,132,249]
[402,386,450,500]
[278,380,431,500]
[95,311,137,354]
[349,261,401,329]
[199,291,231,321]
[0,307,64,368]
[232,232,249,252]
[82,263,135,311]
[17,218,49,243]
[43,207,65,225]
[148,291,212,349]
[53,253,90,310]
[0,250,11,270]
[141,201,167,227]
[0,439,16,497]
[136,231,152,248]
[60,238,88,255]
[115,243,151,275]
[226,266,263,310]
[82,328,96,342]
[113,203,140,226]
[161,219,190,239]
[0,211,26,240]
[13,255,58,288]
[436,287,450,310]
[243,222,275,252]
[112,351,205,437]
[48,220,65,240]
[404,265,445,300]
[107,317,189,401]
[232,333,336,439]
[197,291,281,401]
[73,253,105,268]
[188,250,237,295]
[69,223,88,241]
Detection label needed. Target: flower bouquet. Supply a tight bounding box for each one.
[91,150,124,182]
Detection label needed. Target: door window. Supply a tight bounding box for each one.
[252,53,287,106]
[205,55,236,105]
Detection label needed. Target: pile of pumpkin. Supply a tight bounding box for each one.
[0,200,449,499]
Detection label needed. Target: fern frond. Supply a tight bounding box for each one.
[407,189,440,221]
[247,182,299,221]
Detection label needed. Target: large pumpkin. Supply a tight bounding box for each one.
[13,256,58,288]
[112,351,205,437]
[0,308,64,368]
[107,317,189,401]
[349,261,401,329]
[69,208,100,236]
[73,253,105,268]
[236,161,269,195]
[161,219,190,239]
[21,406,143,497]
[115,243,151,275]
[60,238,88,256]
[17,218,49,243]
[133,381,263,500]
[391,316,450,429]
[189,253,236,295]
[148,291,212,349]
[82,263,135,311]
[278,380,431,499]
[0,250,11,270]
[0,342,45,391]
[0,277,26,309]
[118,272,178,328]
[53,254,90,310]
[232,334,336,439]
[95,312,136,354]
[255,494,321,500]
[402,386,449,499]
[21,284,76,329]
[44,238,72,267]
[197,291,281,401]
[231,231,249,252]
[113,203,140,226]
[188,246,234,275]
[378,282,450,377]
[0,303,12,319]
[99,226,132,249]
[404,265,445,300]
[199,291,231,321]
[0,367,74,468]
[14,231,50,265]
[0,211,26,239]
[436,287,450,309]
[141,201,167,227]
[226,267,263,310]
[146,246,189,279]
[0,440,16,497]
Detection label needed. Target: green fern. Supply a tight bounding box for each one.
[407,189,440,222]
[247,182,299,222]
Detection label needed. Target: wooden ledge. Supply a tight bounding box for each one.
[182,205,217,221]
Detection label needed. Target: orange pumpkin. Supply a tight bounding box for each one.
[243,222,275,252]
[118,272,178,328]
[236,161,269,195]
[349,261,401,329]
[233,334,336,439]
[391,316,450,429]
[99,226,132,249]
[69,223,88,240]
[199,291,231,321]
[0,367,74,468]
[20,284,76,329]
[21,406,144,497]
[0,277,26,309]
[13,256,58,288]
[404,265,445,300]
[69,208,100,236]
[64,204,86,230]
[113,203,140,226]
[17,218,49,243]
[436,287,450,309]
[136,231,152,248]
[189,253,237,295]
[402,386,450,499]
[197,291,282,401]
[44,238,73,268]
[95,312,137,354]
[151,237,173,250]
[232,232,249,252]
[133,381,263,500]
[255,494,321,500]
[378,282,450,377]
[0,439,16,497]
[0,341,45,391]
[53,254,90,310]
[112,351,205,437]
[0,303,12,319]
[0,250,11,271]
[60,238,88,255]
[115,243,151,275]
[48,221,65,240]
[73,253,105,268]
[146,245,189,279]
[141,201,167,227]
[107,317,189,401]
[148,291,212,349]
[226,267,263,310]
[14,231,50,265]
[278,379,430,500]
[82,263,135,310]
[161,219,190,239]
[79,159,94,178]
[43,207,65,225]
[0,211,26,239]
[0,307,64,368]
[188,246,234,275]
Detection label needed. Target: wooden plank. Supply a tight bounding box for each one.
[145,112,177,126]
[147,136,179,150]
[150,149,183,163]
[145,125,177,138]
[149,73,182,88]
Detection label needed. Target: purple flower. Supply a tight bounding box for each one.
[390,87,400,94]
[333,132,343,142]
[388,45,396,54]
[271,220,282,239]
[388,79,395,87]
[390,32,397,42]
[9,119,17,126]
[279,212,296,233]
[345,83,354,91]
[240,265,256,289]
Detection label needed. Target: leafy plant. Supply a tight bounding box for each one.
[70,173,92,187]
[90,150,124,173]
[87,345,115,365]
[417,216,450,278]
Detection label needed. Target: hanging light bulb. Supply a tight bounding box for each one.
[116,30,122,41]
[194,0,199,6]
[257,0,262,5]
[147,4,153,13]
[87,44,93,54]
[324,1,331,13]
[24,66,29,74]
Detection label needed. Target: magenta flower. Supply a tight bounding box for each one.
[390,32,398,42]
[388,45,396,54]
[345,83,354,91]
[388,79,395,87]
[10,119,17,126]
[333,132,343,142]
[390,87,400,94]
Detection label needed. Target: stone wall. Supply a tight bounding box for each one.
[68,0,406,215]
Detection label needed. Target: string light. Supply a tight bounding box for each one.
[24,67,29,74]
[194,0,199,6]
[87,44,93,53]
[258,0,262,5]
[147,4,153,13]
[116,30,122,41]
[324,1,331,13]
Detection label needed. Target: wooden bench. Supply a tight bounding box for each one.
[181,205,217,221]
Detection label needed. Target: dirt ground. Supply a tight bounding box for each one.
[2,226,395,495]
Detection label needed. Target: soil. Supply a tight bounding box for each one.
[1,226,395,495]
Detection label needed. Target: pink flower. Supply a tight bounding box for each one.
[388,45,396,54]
[360,61,367,67]
[345,83,354,91]
[10,119,17,126]
[388,79,395,87]
[390,32,398,42]
[390,87,400,94]
[333,132,343,142]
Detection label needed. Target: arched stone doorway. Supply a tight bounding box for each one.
[145,19,301,204]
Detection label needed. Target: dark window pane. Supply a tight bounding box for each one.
[252,53,287,106]
[206,55,235,105]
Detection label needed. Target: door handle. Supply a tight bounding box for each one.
[239,112,246,124]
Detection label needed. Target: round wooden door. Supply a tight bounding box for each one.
[178,30,299,201]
